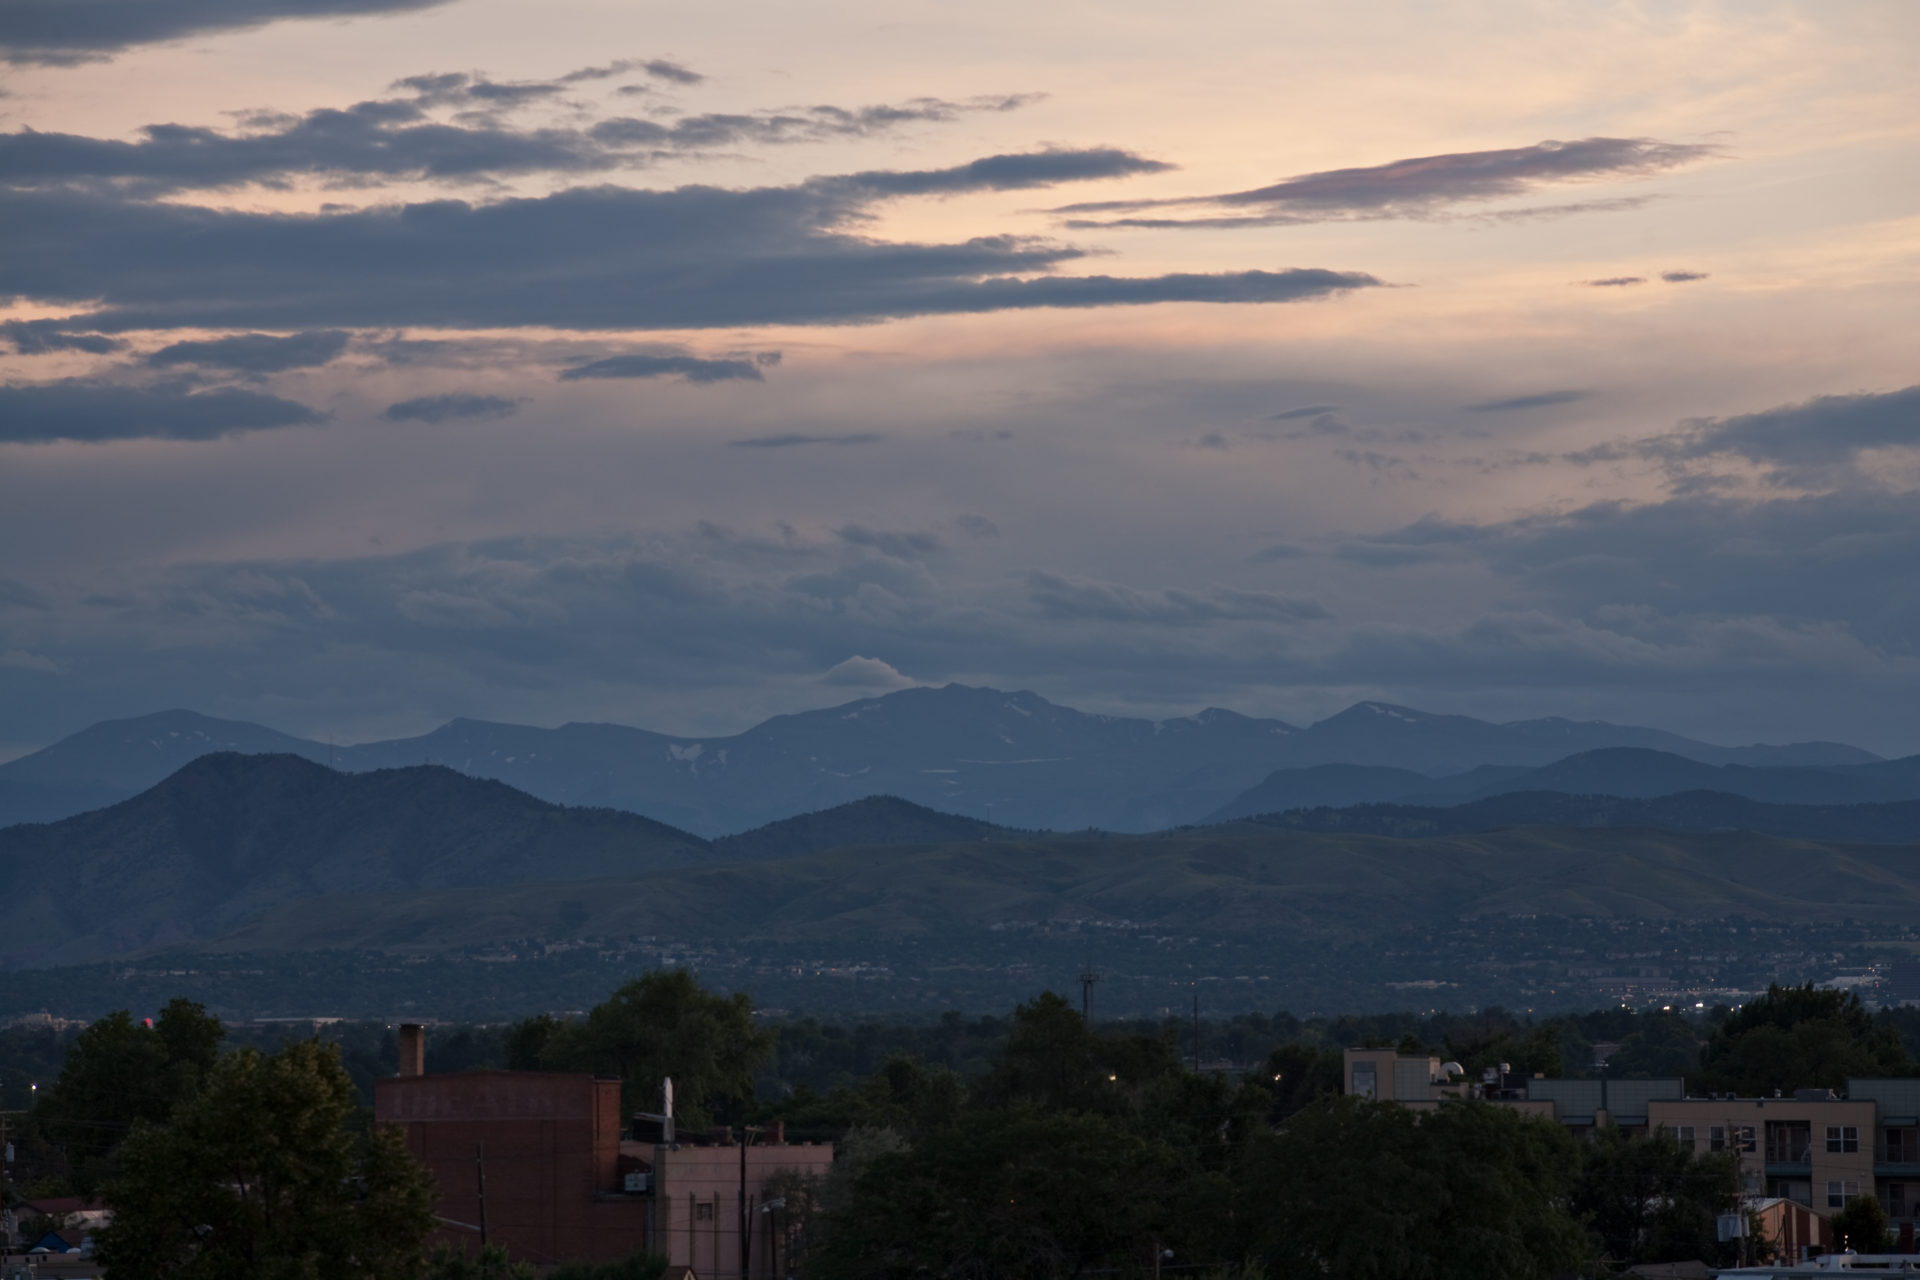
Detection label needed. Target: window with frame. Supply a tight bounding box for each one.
[1351,1061,1377,1100]
[695,1202,715,1221]
[1710,1126,1727,1152]
[1827,1180,1860,1209]
[1827,1125,1859,1154]
[1739,1125,1757,1153]
[1674,1126,1696,1146]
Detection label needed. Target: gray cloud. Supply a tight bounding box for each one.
[382,393,522,422]
[1,165,1381,333]
[1662,270,1710,283]
[1,85,1047,195]
[1027,570,1329,625]
[954,514,999,538]
[1,319,123,355]
[729,433,884,449]
[838,525,942,559]
[1582,276,1644,287]
[559,354,766,384]
[631,59,703,86]
[1466,390,1589,412]
[0,0,453,65]
[1420,489,1920,656]
[0,379,323,442]
[1053,137,1714,228]
[1648,385,1920,483]
[1270,404,1339,420]
[148,329,350,372]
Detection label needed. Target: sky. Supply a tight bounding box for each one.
[1,0,1917,759]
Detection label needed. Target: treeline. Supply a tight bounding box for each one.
[6,982,1920,1276]
[7,993,1920,1116]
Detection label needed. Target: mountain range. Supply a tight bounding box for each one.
[1209,747,1920,823]
[3,752,1917,968]
[0,685,1885,835]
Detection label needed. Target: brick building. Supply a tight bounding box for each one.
[374,1024,834,1273]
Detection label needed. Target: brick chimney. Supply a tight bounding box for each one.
[398,1023,426,1077]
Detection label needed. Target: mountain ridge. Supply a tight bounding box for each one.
[1210,746,1920,822]
[0,688,1888,835]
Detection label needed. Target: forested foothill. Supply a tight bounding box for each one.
[4,978,1919,1276]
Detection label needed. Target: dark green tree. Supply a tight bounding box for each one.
[95,1039,436,1280]
[967,991,1188,1117]
[1829,1195,1893,1253]
[1570,1127,1737,1266]
[1606,1011,1703,1080]
[521,970,775,1124]
[34,999,226,1189]
[1242,1096,1589,1280]
[546,1254,669,1280]
[427,1244,536,1280]
[1699,984,1913,1094]
[1259,1043,1343,1122]
[807,1110,1200,1280]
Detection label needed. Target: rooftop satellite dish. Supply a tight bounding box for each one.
[1439,1061,1465,1077]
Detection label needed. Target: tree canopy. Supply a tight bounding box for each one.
[97,1039,436,1280]
[33,997,225,1190]
[1240,1095,1590,1280]
[1699,983,1913,1094]
[509,969,775,1124]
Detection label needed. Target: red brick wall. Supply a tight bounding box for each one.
[375,1071,647,1266]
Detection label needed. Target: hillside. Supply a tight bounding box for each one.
[712,794,1024,860]
[0,753,712,967]
[206,823,1920,954]
[1,689,1884,835]
[1232,790,1920,844]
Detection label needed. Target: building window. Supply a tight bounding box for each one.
[1887,1183,1908,1218]
[1351,1061,1377,1100]
[1710,1126,1727,1152]
[695,1202,714,1222]
[1888,1127,1919,1163]
[1674,1126,1695,1146]
[1828,1180,1860,1209]
[1738,1126,1757,1154]
[1827,1125,1859,1154]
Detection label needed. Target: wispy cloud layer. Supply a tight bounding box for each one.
[0,379,322,442]
[382,393,522,422]
[1054,137,1714,228]
[0,0,453,65]
[1,156,1379,334]
[0,78,1044,194]
[149,330,351,372]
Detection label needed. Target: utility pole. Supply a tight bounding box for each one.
[1079,966,1100,1022]
[739,1125,762,1280]
[475,1142,488,1248]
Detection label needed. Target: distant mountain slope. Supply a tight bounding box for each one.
[209,823,1920,955]
[1227,790,1920,845]
[0,753,711,967]
[0,709,333,827]
[1208,762,1500,823]
[1,686,1891,835]
[713,795,1023,861]
[1210,747,1920,822]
